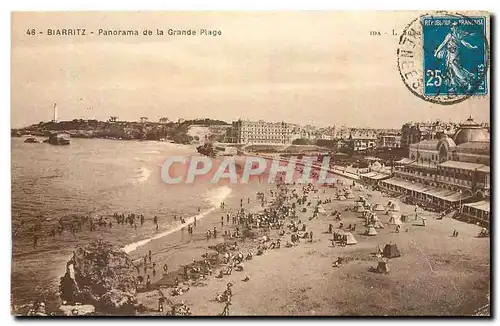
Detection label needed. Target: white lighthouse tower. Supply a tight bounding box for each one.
[52,103,58,122]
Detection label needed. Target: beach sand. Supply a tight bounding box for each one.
[13,171,489,316]
[131,174,490,316]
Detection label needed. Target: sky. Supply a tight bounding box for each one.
[11,11,490,128]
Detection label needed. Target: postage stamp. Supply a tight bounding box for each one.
[422,16,487,96]
[397,11,489,105]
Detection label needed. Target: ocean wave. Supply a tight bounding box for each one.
[206,185,233,207]
[128,166,152,184]
[122,185,232,254]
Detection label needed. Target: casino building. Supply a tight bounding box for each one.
[379,116,491,226]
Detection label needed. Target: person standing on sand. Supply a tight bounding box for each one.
[227,213,230,223]
[163,264,168,275]
[32,233,38,249]
[248,198,250,204]
[158,298,164,313]
[213,227,217,238]
[221,301,231,316]
[221,216,224,228]
[148,250,152,263]
[194,216,197,227]
[146,275,151,290]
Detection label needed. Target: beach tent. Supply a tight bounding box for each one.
[374,221,385,229]
[317,206,327,214]
[373,203,385,211]
[356,196,366,202]
[388,214,402,225]
[365,226,378,236]
[344,232,358,245]
[383,243,401,258]
[375,260,389,274]
[355,202,364,208]
[354,184,364,191]
[338,195,346,201]
[346,193,355,199]
[389,203,401,212]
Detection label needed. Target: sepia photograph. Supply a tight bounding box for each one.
[10,11,490,316]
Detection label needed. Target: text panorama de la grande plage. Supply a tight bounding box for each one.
[26,28,223,37]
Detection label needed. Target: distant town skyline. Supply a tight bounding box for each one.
[11,105,490,130]
[12,12,489,128]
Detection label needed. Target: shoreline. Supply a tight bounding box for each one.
[11,144,490,315]
[122,186,232,254]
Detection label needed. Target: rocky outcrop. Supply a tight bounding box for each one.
[59,240,138,314]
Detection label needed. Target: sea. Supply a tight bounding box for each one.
[11,137,233,307]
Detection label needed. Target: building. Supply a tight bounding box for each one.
[315,127,336,140]
[378,133,402,149]
[401,120,457,149]
[408,117,490,166]
[348,130,377,151]
[379,116,490,226]
[230,119,292,145]
[52,103,58,122]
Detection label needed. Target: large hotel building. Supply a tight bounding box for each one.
[230,119,293,145]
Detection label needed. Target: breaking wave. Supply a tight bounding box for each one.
[122,186,232,253]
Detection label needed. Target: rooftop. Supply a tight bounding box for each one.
[438,161,485,171]
[464,200,490,213]
[477,166,490,173]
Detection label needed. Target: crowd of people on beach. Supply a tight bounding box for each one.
[20,157,491,316]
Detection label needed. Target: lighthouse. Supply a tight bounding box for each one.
[53,103,58,122]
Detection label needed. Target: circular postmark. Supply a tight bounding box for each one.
[397,11,489,105]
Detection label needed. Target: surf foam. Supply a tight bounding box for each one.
[122,186,232,254]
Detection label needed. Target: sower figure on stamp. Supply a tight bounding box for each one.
[434,21,478,92]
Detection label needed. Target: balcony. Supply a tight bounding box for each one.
[394,170,436,182]
[435,176,472,189]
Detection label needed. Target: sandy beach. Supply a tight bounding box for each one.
[129,173,490,316]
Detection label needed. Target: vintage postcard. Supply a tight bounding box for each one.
[11,11,490,316]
